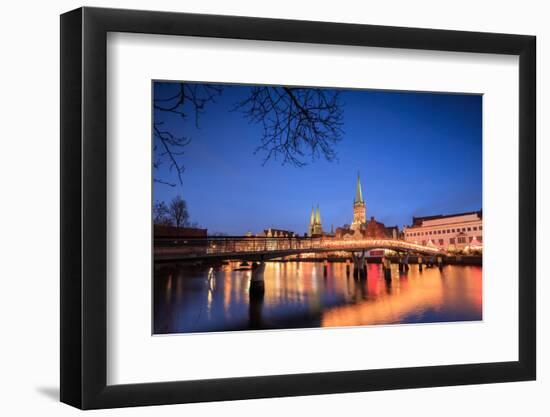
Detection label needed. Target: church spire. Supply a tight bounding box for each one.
[355,171,364,204]
[351,171,367,231]
[315,204,321,224]
[309,204,323,236]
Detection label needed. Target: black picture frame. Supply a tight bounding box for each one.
[60,6,536,410]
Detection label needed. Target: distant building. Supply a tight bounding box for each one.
[361,218,400,239]
[154,225,207,238]
[263,228,297,238]
[308,205,324,236]
[364,216,386,238]
[154,225,208,255]
[403,210,483,251]
[384,225,400,239]
[332,172,398,240]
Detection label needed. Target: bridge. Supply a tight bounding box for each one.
[154,236,444,263]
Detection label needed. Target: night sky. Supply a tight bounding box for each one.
[153,82,482,236]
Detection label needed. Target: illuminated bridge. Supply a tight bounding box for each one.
[154,236,445,263]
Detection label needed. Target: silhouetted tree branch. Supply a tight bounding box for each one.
[233,86,344,167]
[153,200,172,226]
[153,84,222,186]
[154,83,344,186]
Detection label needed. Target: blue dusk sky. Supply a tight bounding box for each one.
[153,82,482,236]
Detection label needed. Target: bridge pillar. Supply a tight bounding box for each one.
[351,251,367,279]
[353,256,359,278]
[398,254,409,272]
[418,256,423,271]
[437,256,443,270]
[250,261,266,296]
[383,257,392,280]
[345,259,351,277]
[323,258,328,277]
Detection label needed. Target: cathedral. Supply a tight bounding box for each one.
[351,172,367,232]
[337,172,400,240]
[306,172,400,240]
[308,205,324,237]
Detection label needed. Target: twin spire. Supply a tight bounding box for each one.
[310,204,321,226]
[309,204,323,236]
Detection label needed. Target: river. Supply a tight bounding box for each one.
[154,261,482,334]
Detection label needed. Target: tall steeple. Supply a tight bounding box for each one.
[351,171,367,232]
[355,171,364,204]
[315,204,321,225]
[310,207,315,227]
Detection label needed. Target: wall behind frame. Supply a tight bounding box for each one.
[0,0,545,416]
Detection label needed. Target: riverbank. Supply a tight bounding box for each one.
[262,256,482,266]
[158,255,483,268]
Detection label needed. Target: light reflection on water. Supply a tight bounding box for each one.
[153,261,482,334]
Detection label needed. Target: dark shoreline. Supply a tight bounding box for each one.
[155,255,482,267]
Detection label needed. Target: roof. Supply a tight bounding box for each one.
[412,210,482,226]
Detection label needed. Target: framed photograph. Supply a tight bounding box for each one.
[60,7,536,409]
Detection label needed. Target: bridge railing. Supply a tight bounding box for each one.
[205,237,317,254]
[318,238,443,254]
[154,236,443,257]
[154,236,326,255]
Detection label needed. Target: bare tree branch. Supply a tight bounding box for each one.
[153,83,345,187]
[233,86,344,167]
[153,83,223,185]
[168,196,190,228]
[153,200,172,225]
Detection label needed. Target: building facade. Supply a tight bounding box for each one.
[263,228,297,238]
[403,210,483,251]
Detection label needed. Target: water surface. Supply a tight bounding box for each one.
[153,261,482,334]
